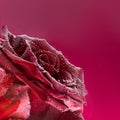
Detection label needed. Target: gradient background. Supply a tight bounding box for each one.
[0,0,120,120]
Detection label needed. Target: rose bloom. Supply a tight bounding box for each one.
[0,26,87,120]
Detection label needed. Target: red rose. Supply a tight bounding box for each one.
[0,26,87,120]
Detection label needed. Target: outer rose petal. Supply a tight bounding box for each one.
[0,67,21,119]
[9,85,31,119]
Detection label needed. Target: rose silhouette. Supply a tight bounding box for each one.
[0,26,87,120]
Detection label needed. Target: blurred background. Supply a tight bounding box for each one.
[0,0,120,119]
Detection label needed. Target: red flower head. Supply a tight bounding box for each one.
[0,26,87,120]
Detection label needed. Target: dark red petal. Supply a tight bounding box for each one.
[2,47,52,87]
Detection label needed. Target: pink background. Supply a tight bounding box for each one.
[0,0,120,119]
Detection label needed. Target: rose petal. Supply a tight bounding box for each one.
[9,85,31,119]
[0,96,20,119]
